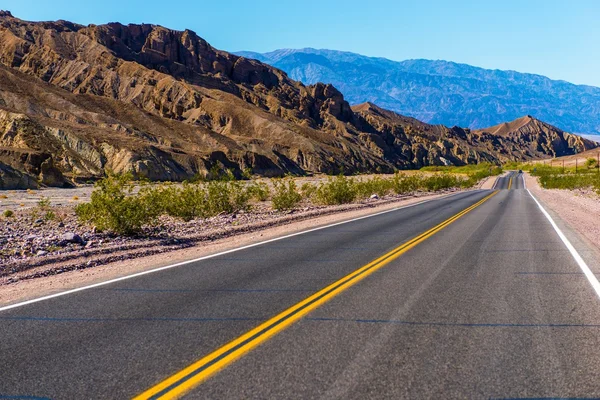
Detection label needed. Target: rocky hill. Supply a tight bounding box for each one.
[237,48,600,135]
[0,11,596,189]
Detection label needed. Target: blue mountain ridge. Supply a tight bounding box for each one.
[236,48,600,135]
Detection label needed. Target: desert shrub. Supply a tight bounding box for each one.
[300,182,317,199]
[229,181,252,212]
[421,163,503,189]
[421,174,462,191]
[242,168,253,180]
[150,180,252,221]
[44,211,56,221]
[246,181,270,202]
[586,158,598,169]
[3,209,14,218]
[205,180,236,215]
[528,163,600,191]
[391,173,422,194]
[272,179,303,210]
[153,184,207,221]
[314,175,357,205]
[354,176,394,199]
[75,173,160,235]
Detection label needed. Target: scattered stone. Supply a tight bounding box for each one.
[36,250,48,256]
[58,222,65,228]
[370,194,379,200]
[60,232,84,245]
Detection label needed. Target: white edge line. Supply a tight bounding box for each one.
[491,175,498,190]
[527,189,600,300]
[491,170,509,190]
[0,190,478,312]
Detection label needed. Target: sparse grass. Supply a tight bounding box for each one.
[38,197,51,210]
[0,194,8,199]
[44,211,56,221]
[46,245,61,253]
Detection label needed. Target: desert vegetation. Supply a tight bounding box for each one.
[72,164,501,235]
[505,161,600,191]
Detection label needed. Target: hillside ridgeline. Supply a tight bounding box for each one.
[0,11,596,189]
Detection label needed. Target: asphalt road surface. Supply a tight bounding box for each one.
[2,172,600,399]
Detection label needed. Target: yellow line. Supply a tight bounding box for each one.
[134,191,499,400]
[507,175,513,190]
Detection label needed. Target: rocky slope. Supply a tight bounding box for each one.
[0,11,596,188]
[237,48,600,134]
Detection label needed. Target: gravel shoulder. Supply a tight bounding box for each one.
[525,172,600,252]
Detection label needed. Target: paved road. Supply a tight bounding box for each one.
[2,172,600,399]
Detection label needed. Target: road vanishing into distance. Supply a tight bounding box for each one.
[2,171,600,399]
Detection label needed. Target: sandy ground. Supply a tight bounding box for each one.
[525,172,600,252]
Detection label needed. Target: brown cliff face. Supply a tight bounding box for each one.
[0,12,596,188]
[473,115,594,158]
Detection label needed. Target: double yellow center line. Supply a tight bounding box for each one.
[134,190,499,399]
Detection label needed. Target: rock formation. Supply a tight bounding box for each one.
[0,12,596,188]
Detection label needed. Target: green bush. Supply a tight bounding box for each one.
[300,182,317,199]
[272,179,303,210]
[421,174,462,191]
[354,176,394,199]
[147,181,251,221]
[529,163,600,191]
[229,181,252,212]
[586,158,598,169]
[154,184,207,221]
[205,181,235,215]
[314,175,357,205]
[391,173,421,194]
[75,174,160,235]
[246,181,270,202]
[3,209,14,218]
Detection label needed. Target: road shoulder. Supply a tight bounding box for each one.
[525,172,600,270]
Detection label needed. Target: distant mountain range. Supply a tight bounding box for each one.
[0,11,596,189]
[236,49,600,135]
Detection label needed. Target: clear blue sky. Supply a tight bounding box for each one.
[7,0,600,86]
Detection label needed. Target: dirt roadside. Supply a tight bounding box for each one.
[525,172,600,253]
